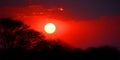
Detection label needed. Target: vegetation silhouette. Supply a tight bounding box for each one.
[0,18,119,60]
[0,18,45,49]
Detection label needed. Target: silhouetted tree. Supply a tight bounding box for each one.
[0,18,45,49]
[0,18,71,51]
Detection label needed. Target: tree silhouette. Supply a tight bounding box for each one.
[0,18,70,51]
[0,18,45,49]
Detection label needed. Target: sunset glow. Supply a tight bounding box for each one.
[0,0,120,59]
[0,0,120,50]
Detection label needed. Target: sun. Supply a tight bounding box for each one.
[44,23,56,34]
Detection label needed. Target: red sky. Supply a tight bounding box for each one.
[14,16,120,50]
[0,5,120,50]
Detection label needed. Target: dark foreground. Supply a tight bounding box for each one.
[0,47,120,60]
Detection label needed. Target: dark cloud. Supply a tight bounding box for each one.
[0,0,27,6]
[0,0,120,19]
[33,0,120,19]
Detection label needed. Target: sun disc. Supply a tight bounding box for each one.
[44,23,56,34]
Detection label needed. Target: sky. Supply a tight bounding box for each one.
[0,0,120,50]
[0,0,120,19]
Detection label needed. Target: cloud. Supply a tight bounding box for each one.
[1,0,120,19]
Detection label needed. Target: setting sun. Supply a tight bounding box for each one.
[44,23,56,34]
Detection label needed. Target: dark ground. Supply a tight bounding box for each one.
[0,46,120,60]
